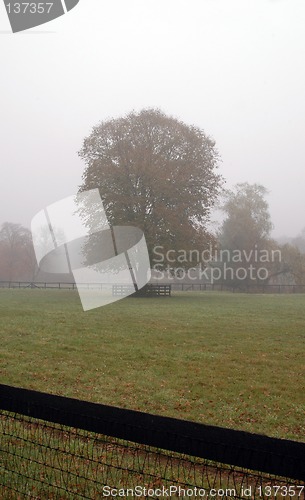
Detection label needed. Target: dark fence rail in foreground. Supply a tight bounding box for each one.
[1,280,305,294]
[0,384,305,499]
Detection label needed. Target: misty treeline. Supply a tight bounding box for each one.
[1,213,305,285]
[1,110,304,285]
[214,183,305,286]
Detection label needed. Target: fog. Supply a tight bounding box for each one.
[0,0,304,238]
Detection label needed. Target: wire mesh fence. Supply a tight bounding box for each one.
[0,384,304,499]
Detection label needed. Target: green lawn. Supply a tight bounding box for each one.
[0,289,304,441]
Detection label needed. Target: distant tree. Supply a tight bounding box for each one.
[78,108,222,266]
[220,183,273,250]
[268,243,305,285]
[0,222,37,281]
[214,183,274,287]
[292,227,305,253]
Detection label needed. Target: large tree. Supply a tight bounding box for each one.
[78,108,222,266]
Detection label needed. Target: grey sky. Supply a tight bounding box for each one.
[0,0,304,238]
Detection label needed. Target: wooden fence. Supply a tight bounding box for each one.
[0,281,304,294]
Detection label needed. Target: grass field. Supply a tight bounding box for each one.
[0,289,304,442]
